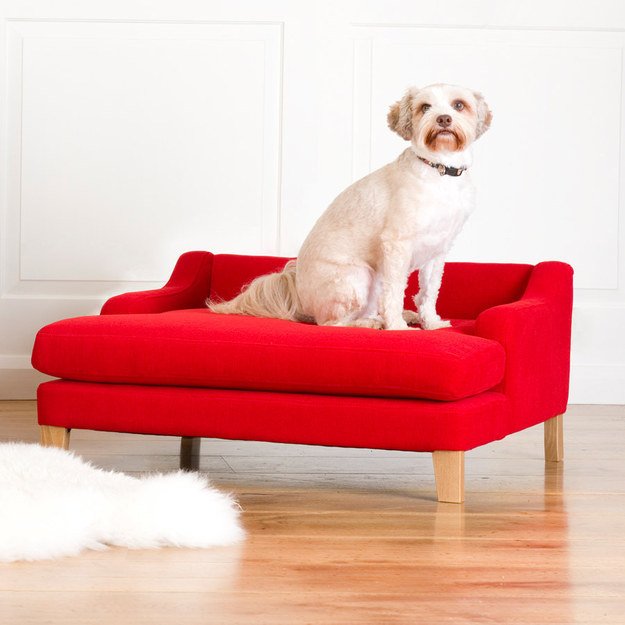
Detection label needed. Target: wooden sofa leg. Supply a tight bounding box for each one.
[544,414,564,462]
[180,436,201,471]
[40,426,71,450]
[432,451,465,503]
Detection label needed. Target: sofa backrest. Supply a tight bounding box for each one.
[406,262,533,319]
[210,254,292,304]
[210,254,533,320]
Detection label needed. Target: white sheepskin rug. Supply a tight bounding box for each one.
[0,442,244,562]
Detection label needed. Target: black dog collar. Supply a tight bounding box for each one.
[417,155,467,177]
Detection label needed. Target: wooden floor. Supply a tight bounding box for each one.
[1,402,624,624]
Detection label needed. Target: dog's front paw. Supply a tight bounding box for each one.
[421,317,451,331]
[402,309,421,326]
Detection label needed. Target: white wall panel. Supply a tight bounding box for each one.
[12,21,282,283]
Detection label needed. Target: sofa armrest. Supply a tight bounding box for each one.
[475,262,573,432]
[100,251,214,315]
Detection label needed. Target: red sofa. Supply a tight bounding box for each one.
[31,252,573,503]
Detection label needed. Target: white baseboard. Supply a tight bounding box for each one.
[569,364,625,405]
[0,356,53,400]
[1,358,624,404]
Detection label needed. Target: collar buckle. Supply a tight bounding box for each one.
[418,155,467,177]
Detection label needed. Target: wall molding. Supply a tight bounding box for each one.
[0,356,52,400]
[352,23,625,33]
[570,365,625,405]
[2,19,284,294]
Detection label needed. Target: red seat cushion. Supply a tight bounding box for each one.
[32,311,505,401]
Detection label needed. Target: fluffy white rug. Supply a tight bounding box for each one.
[0,442,244,562]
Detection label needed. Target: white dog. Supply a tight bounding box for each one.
[210,83,492,330]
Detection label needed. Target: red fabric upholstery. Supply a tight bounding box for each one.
[404,263,533,320]
[37,381,510,452]
[98,251,534,322]
[209,254,292,304]
[475,261,573,434]
[32,311,505,401]
[101,251,214,314]
[31,251,573,456]
[207,254,533,320]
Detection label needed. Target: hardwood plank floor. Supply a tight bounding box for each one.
[1,401,624,624]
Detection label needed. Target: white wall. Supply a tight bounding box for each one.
[1,0,624,403]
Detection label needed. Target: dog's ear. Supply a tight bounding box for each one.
[387,88,418,141]
[473,91,493,139]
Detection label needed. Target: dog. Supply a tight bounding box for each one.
[209,83,492,330]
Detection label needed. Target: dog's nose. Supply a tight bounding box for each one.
[437,114,452,127]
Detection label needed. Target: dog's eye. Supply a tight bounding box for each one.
[453,100,464,111]
[421,104,431,113]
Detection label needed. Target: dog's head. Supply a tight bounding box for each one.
[387,84,492,154]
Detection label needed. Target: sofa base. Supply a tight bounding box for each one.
[40,426,204,471]
[35,380,564,503]
[40,425,70,450]
[36,422,563,504]
[433,451,465,503]
[180,436,201,470]
[544,414,564,462]
[38,422,471,503]
[36,380,511,452]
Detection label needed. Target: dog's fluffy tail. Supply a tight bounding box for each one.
[207,260,306,321]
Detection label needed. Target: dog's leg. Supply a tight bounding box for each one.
[414,255,451,330]
[309,263,372,326]
[379,239,413,330]
[402,309,421,326]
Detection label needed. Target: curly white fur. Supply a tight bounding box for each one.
[0,443,244,562]
[210,83,492,330]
